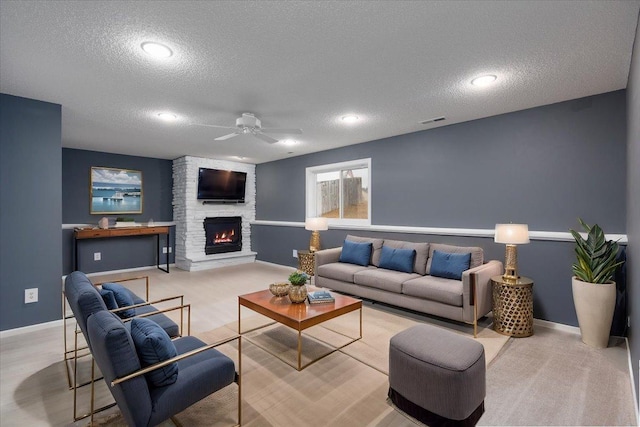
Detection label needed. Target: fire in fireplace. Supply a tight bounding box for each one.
[213,229,235,244]
[204,217,242,255]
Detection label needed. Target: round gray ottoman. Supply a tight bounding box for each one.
[388,324,486,426]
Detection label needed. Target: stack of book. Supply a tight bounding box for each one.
[307,290,335,304]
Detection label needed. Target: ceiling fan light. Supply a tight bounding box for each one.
[141,42,173,58]
[471,74,497,87]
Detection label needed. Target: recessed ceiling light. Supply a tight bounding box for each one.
[234,156,246,160]
[157,112,177,121]
[471,74,497,87]
[280,139,298,146]
[341,114,360,123]
[141,42,173,58]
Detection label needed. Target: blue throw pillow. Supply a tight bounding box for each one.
[379,246,416,273]
[339,240,373,266]
[101,283,135,318]
[130,318,179,387]
[430,250,472,280]
[98,288,118,311]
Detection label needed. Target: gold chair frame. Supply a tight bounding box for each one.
[90,335,242,426]
[62,275,192,421]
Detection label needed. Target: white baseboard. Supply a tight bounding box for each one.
[628,338,640,425]
[62,264,176,280]
[0,318,62,338]
[533,318,581,335]
[254,259,296,270]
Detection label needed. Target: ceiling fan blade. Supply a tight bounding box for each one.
[253,132,279,144]
[261,127,303,134]
[191,123,238,130]
[215,132,240,141]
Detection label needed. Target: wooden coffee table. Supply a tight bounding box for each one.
[238,288,362,371]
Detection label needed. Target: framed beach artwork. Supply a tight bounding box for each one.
[90,167,143,214]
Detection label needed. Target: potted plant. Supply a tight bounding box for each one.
[570,218,624,348]
[288,271,309,303]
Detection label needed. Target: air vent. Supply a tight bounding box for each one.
[419,116,446,125]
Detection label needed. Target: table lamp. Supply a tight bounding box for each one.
[305,217,328,252]
[494,223,530,281]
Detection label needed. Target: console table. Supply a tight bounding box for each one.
[74,226,170,273]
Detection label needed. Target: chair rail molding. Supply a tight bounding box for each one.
[250,220,628,244]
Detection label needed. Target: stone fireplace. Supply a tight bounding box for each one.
[204,216,242,254]
[173,156,256,271]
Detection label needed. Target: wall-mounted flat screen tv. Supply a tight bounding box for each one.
[197,168,247,203]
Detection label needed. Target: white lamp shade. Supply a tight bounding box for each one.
[495,224,530,244]
[305,217,329,231]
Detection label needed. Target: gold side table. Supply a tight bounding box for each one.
[491,275,534,337]
[297,250,315,277]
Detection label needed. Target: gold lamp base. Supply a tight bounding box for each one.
[502,244,520,281]
[309,230,321,253]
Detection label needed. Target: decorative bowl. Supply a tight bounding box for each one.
[269,282,290,297]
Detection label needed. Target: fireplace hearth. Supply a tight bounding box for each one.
[204,217,242,255]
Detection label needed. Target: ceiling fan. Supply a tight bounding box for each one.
[192,112,302,144]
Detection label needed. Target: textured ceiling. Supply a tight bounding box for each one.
[1,1,638,164]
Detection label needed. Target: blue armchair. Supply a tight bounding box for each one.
[63,271,190,420]
[87,310,241,426]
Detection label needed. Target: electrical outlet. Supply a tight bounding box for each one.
[163,247,168,254]
[25,288,38,304]
[94,252,101,261]
[293,249,298,258]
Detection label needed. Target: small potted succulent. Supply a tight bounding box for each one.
[288,271,309,303]
[570,218,624,348]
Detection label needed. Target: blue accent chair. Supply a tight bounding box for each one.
[87,310,241,426]
[63,271,188,421]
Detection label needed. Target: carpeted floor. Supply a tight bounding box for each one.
[5,264,634,427]
[479,327,636,426]
[91,302,637,426]
[92,304,509,426]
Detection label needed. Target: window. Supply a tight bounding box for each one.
[306,158,371,225]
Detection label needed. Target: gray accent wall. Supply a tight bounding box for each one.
[627,12,640,410]
[258,90,626,231]
[62,148,174,274]
[1,94,62,331]
[253,90,627,327]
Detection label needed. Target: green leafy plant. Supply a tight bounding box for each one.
[288,271,308,286]
[570,218,624,284]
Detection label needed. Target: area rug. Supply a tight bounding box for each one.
[90,304,509,426]
[212,304,508,375]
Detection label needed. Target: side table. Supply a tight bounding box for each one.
[297,250,315,277]
[491,275,534,337]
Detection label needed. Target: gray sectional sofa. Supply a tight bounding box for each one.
[314,235,503,336]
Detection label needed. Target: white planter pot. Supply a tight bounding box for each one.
[571,276,616,348]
